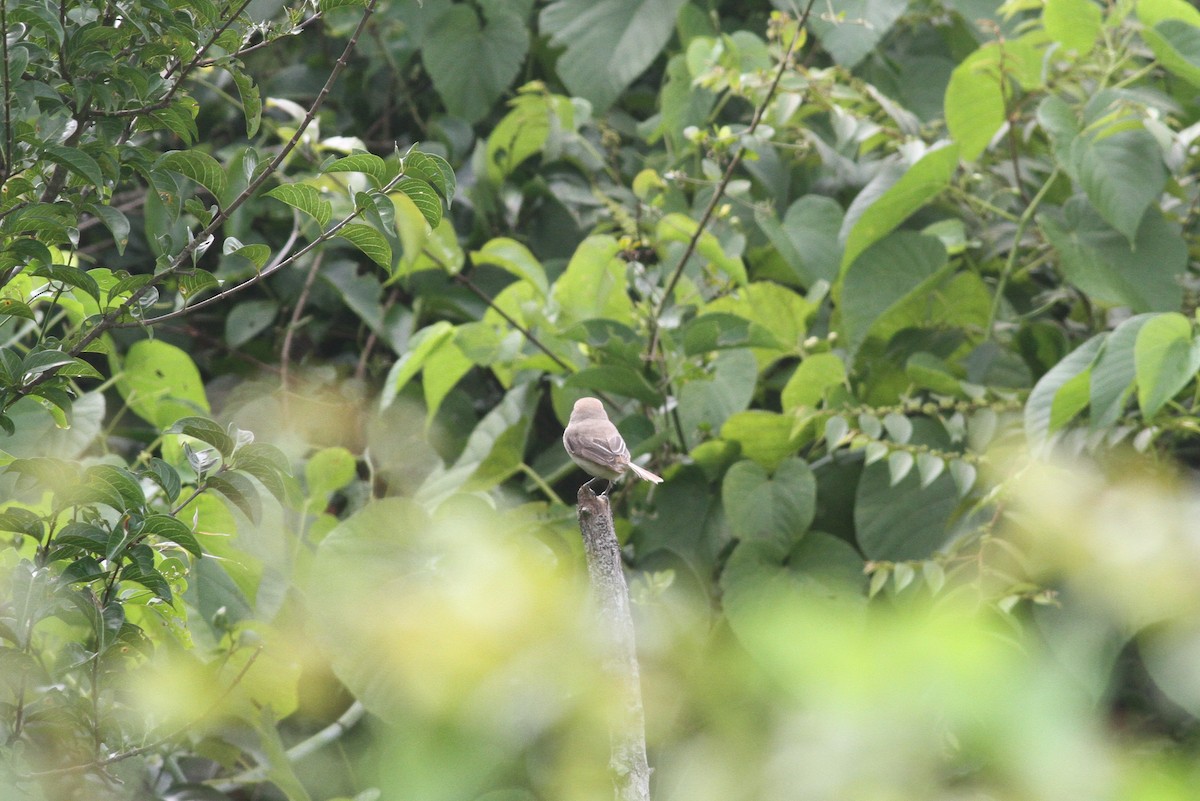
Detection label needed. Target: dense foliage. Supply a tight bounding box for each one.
[4,0,1200,799]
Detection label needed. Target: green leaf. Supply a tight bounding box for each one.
[682,313,784,355]
[421,337,473,423]
[335,223,392,269]
[721,457,816,546]
[0,509,45,539]
[225,300,279,349]
[83,464,146,513]
[1025,336,1104,448]
[485,91,557,182]
[656,213,747,286]
[142,457,182,503]
[720,411,803,471]
[855,420,960,560]
[121,562,172,602]
[33,263,100,300]
[1039,198,1185,313]
[156,150,228,198]
[677,349,757,444]
[838,232,949,358]
[423,4,530,123]
[227,64,262,137]
[178,269,221,299]
[916,452,945,488]
[265,183,332,228]
[208,472,263,524]
[551,236,636,326]
[471,238,548,296]
[756,195,844,288]
[840,143,959,271]
[943,37,1046,161]
[43,144,105,188]
[232,443,292,506]
[380,321,456,408]
[396,177,442,228]
[541,0,688,111]
[1138,0,1200,88]
[564,365,662,406]
[324,153,388,185]
[1043,0,1101,55]
[421,384,537,500]
[117,340,210,428]
[230,243,270,269]
[403,150,456,204]
[1070,128,1166,243]
[20,348,91,382]
[780,353,847,412]
[809,0,909,68]
[306,447,357,501]
[52,522,107,554]
[721,535,865,654]
[85,204,131,255]
[0,299,35,321]
[168,416,234,457]
[1089,314,1154,429]
[141,514,202,557]
[1135,312,1200,419]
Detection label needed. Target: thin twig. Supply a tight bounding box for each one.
[280,250,326,403]
[130,209,304,327]
[453,271,575,374]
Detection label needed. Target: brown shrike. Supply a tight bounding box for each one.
[563,397,663,495]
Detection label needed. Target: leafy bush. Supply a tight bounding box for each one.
[4,0,1200,798]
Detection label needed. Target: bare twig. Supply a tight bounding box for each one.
[453,268,575,374]
[280,250,325,402]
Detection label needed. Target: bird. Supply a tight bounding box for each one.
[563,397,663,495]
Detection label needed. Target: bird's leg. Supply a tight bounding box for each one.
[599,479,613,496]
[582,475,601,493]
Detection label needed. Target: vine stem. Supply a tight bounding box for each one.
[984,166,1060,339]
[645,0,815,361]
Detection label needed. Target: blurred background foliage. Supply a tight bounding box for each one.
[4,0,1200,798]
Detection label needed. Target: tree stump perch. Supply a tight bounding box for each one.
[576,487,651,801]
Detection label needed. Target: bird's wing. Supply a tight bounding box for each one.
[564,431,629,467]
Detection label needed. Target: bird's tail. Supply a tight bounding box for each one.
[627,462,664,484]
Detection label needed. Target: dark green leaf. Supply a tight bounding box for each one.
[43,144,105,188]
[423,4,530,122]
[325,153,388,185]
[168,417,234,457]
[335,223,392,269]
[541,0,686,111]
[207,472,262,523]
[141,514,203,557]
[265,183,332,228]
[403,150,456,204]
[156,150,228,198]
[141,457,182,502]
